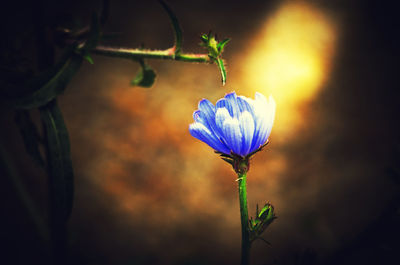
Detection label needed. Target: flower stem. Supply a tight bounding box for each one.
[92,45,211,63]
[238,172,251,265]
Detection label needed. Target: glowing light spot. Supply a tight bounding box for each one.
[240,2,337,138]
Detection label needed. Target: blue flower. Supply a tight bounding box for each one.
[189,92,276,157]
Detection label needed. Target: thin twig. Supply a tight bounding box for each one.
[92,45,211,63]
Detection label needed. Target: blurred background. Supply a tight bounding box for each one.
[1,0,399,264]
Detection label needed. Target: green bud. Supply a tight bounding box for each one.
[199,31,229,59]
[249,202,277,242]
[198,31,230,85]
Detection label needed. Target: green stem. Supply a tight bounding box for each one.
[92,45,211,63]
[238,172,251,265]
[216,57,227,86]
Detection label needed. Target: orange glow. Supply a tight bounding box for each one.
[72,3,340,257]
[239,2,337,139]
[94,1,338,219]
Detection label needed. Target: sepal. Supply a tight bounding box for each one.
[215,140,269,173]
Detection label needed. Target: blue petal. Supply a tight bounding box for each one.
[198,99,222,137]
[255,96,276,149]
[222,118,242,155]
[196,109,228,148]
[215,107,231,132]
[198,99,215,119]
[216,98,232,117]
[250,94,275,152]
[215,107,231,145]
[238,111,255,156]
[250,118,263,152]
[190,92,275,156]
[195,110,212,132]
[224,92,240,119]
[189,123,230,154]
[253,126,268,151]
[193,110,202,122]
[237,96,255,116]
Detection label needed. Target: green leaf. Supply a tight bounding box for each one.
[200,33,209,44]
[84,54,94,64]
[258,204,270,218]
[10,48,83,109]
[158,0,182,55]
[217,38,230,53]
[39,100,74,221]
[4,14,101,110]
[131,62,156,88]
[14,110,45,167]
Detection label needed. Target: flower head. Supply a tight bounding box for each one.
[189,92,276,158]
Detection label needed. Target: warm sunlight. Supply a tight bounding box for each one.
[241,2,337,138]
